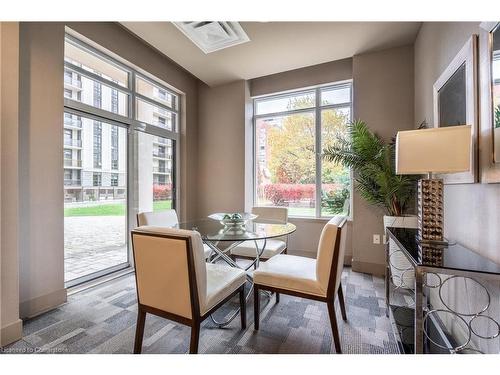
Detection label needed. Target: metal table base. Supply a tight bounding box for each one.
[205,238,270,327]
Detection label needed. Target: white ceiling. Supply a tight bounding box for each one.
[121,22,421,87]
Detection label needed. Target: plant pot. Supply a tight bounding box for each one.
[383,215,418,290]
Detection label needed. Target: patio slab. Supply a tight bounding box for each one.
[64,216,128,281]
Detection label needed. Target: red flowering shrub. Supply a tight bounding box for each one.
[153,184,172,201]
[261,184,333,205]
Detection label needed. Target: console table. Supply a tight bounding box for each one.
[385,227,500,354]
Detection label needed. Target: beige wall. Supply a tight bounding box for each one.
[352,45,415,275]
[250,58,352,97]
[197,80,247,216]
[415,22,500,264]
[18,23,67,318]
[0,22,23,346]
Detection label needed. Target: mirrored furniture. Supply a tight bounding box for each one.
[385,227,500,354]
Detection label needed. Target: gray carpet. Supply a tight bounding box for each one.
[4,267,398,354]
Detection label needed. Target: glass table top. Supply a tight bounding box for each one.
[387,227,500,275]
[177,218,296,242]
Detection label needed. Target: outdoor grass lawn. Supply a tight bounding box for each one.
[64,201,336,218]
[64,200,172,217]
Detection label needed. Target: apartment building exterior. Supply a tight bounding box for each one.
[63,67,173,203]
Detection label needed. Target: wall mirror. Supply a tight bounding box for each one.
[433,35,478,184]
[479,22,500,183]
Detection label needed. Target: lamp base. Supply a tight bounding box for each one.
[417,178,444,243]
[418,238,448,246]
[418,242,446,266]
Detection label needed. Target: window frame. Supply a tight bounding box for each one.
[63,31,182,287]
[252,81,353,219]
[63,34,180,141]
[64,33,181,202]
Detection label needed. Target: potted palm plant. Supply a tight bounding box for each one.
[323,120,419,288]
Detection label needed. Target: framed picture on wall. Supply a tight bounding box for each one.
[433,35,478,184]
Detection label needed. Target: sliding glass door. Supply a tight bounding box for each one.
[63,33,181,286]
[64,114,129,284]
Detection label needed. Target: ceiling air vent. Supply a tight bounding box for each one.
[173,22,250,54]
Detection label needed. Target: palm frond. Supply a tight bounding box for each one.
[322,119,419,216]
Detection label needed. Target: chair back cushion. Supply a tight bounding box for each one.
[315,216,346,295]
[137,210,179,227]
[131,226,207,319]
[252,206,288,223]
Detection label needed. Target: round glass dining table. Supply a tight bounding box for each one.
[176,217,296,326]
[177,218,296,270]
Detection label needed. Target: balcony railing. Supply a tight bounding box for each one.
[64,118,82,128]
[154,137,168,145]
[153,167,169,173]
[153,152,167,158]
[64,179,81,186]
[64,76,82,88]
[64,138,82,147]
[153,106,167,115]
[64,159,82,168]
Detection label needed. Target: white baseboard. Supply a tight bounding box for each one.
[20,288,67,319]
[0,318,23,347]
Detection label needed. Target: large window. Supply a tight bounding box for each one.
[63,33,180,286]
[254,83,352,218]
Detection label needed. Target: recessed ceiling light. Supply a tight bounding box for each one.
[173,22,250,54]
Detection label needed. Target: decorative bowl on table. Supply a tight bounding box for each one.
[208,212,258,227]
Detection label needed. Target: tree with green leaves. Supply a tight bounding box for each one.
[265,98,350,185]
[257,96,351,214]
[322,120,418,216]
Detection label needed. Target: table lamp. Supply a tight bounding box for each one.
[395,125,471,244]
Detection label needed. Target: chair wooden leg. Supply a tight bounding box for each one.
[253,286,260,330]
[338,282,347,321]
[239,287,247,330]
[133,308,146,354]
[189,321,200,354]
[275,292,280,304]
[327,300,342,354]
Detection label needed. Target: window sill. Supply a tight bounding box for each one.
[288,216,352,223]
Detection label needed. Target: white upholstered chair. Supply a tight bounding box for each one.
[253,216,348,353]
[230,206,289,260]
[137,210,212,259]
[131,226,247,354]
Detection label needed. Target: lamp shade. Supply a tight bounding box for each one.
[395,125,471,174]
